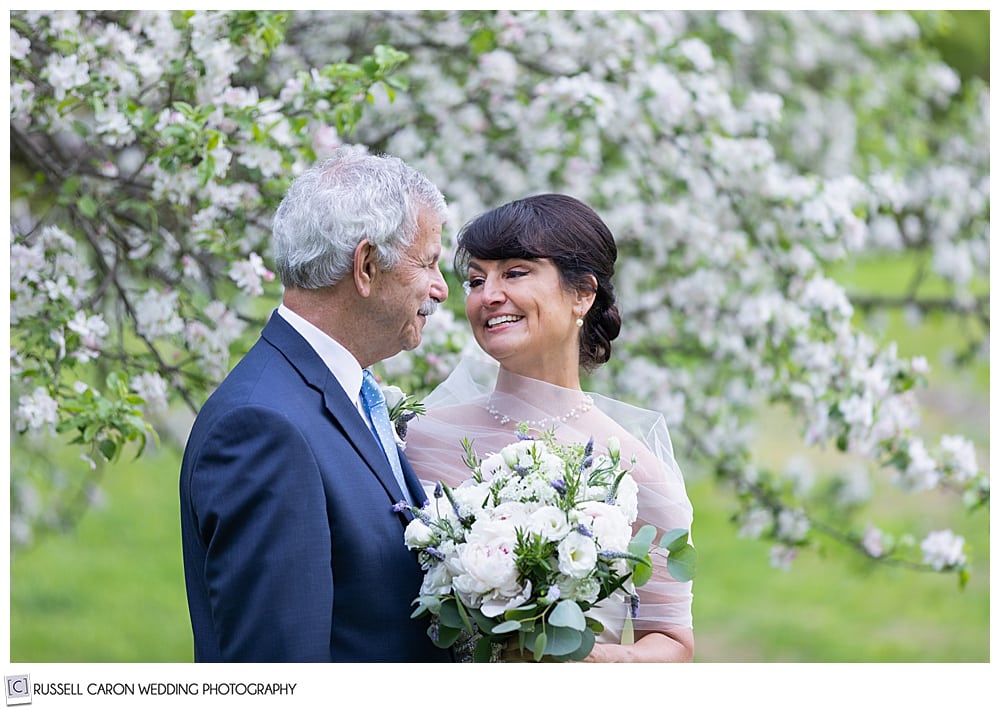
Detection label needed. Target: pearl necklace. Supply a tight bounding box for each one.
[486,394,594,429]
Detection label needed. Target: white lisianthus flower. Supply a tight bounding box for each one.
[558,531,598,578]
[614,473,640,524]
[403,518,435,549]
[528,506,572,541]
[480,451,511,479]
[606,436,621,460]
[577,501,631,551]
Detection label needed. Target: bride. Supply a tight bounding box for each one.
[405,193,694,662]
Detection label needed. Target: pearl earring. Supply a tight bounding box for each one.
[575,316,584,327]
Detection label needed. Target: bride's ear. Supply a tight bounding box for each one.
[353,240,378,297]
[576,274,599,314]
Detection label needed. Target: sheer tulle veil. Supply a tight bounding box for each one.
[405,351,694,639]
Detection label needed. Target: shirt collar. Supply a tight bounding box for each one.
[277,303,363,406]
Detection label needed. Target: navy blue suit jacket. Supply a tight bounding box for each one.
[179,311,450,662]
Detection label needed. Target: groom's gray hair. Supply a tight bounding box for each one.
[271,148,447,289]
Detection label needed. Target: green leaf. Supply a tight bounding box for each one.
[437,599,466,629]
[431,623,462,649]
[98,438,118,461]
[629,524,657,558]
[78,194,98,219]
[667,545,698,583]
[548,600,586,630]
[473,634,495,663]
[503,604,539,621]
[469,607,496,634]
[659,528,689,553]
[490,619,522,634]
[543,625,583,657]
[631,554,654,586]
[553,627,595,661]
[533,631,547,662]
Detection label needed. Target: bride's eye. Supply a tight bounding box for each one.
[464,277,485,293]
[504,269,528,280]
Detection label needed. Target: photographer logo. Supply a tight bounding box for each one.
[4,676,31,706]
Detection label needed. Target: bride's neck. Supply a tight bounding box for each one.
[495,366,582,397]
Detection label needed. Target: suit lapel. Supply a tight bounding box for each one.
[260,311,412,508]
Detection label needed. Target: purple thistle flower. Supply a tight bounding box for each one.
[425,547,446,562]
[516,431,535,441]
[551,478,567,496]
[629,594,641,619]
[584,436,594,458]
[434,481,444,498]
[575,524,593,538]
[392,501,410,513]
[580,455,594,471]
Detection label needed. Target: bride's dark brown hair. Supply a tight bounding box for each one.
[454,193,622,371]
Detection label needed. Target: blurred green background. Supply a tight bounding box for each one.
[8,10,990,663]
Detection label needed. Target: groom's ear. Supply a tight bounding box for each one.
[353,240,379,297]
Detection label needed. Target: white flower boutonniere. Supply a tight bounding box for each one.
[382,385,426,449]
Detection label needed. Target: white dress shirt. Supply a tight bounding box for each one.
[276,303,370,427]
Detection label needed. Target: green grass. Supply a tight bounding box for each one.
[9,447,194,662]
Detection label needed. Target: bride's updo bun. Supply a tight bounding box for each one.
[454,193,621,371]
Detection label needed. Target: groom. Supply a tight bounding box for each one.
[179,149,451,662]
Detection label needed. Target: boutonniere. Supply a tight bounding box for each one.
[382,385,426,448]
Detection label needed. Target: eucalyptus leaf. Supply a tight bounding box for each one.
[543,625,583,656]
[533,631,547,662]
[631,554,654,586]
[553,627,595,662]
[432,623,462,649]
[659,528,689,552]
[438,599,466,629]
[473,634,495,663]
[490,619,523,634]
[548,600,586,630]
[628,524,657,557]
[667,545,698,583]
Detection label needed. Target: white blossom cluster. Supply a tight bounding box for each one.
[9,10,986,575]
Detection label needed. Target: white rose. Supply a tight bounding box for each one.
[557,531,598,578]
[528,505,572,541]
[403,518,435,549]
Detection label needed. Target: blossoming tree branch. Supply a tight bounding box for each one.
[10,11,988,581]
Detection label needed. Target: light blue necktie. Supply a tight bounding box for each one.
[360,369,413,506]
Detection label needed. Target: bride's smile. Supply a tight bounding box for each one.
[465,257,592,385]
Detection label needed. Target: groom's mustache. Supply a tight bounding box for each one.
[418,299,439,317]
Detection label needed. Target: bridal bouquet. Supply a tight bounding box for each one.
[395,430,696,662]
